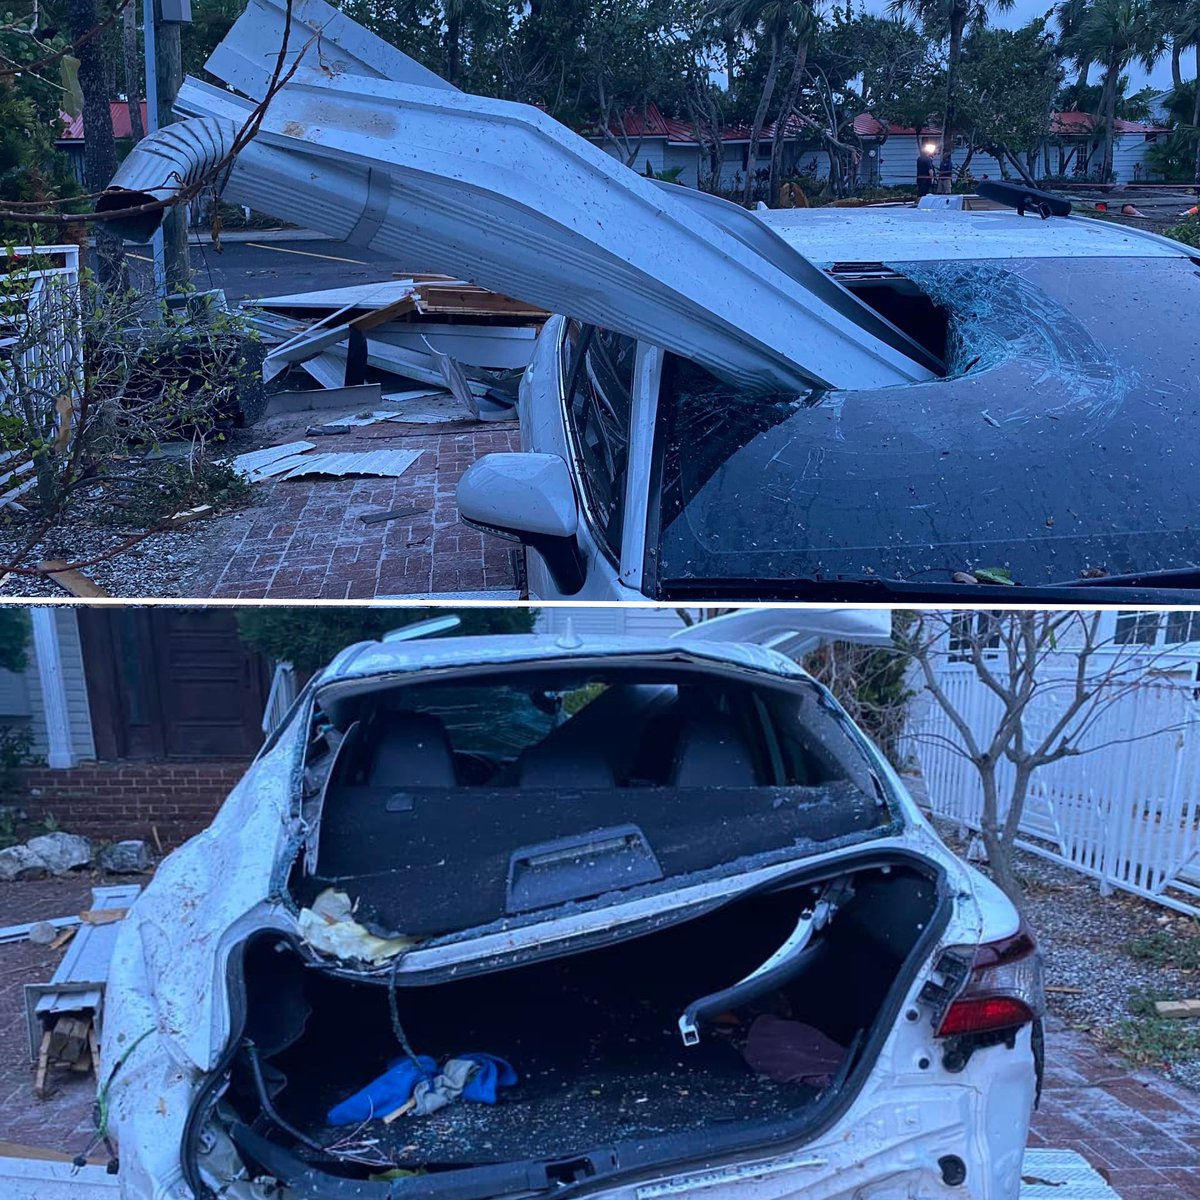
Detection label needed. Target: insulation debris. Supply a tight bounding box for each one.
[298,888,415,963]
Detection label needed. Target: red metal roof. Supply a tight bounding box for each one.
[56,101,149,143]
[593,104,826,146]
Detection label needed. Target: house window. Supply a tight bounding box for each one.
[947,611,1002,662]
[1165,612,1200,645]
[1114,612,1161,645]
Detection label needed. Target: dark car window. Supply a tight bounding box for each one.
[563,322,636,556]
[653,256,1200,594]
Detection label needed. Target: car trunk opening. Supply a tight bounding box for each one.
[212,858,944,1192]
[288,662,900,942]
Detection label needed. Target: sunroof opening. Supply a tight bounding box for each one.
[829,263,950,367]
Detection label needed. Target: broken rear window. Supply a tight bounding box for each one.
[652,256,1200,593]
[298,664,893,938]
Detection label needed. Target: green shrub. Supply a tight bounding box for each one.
[1163,217,1200,249]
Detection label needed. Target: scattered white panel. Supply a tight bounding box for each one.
[1020,1149,1122,1198]
[0,1156,119,1199]
[379,589,522,600]
[281,449,422,480]
[380,391,474,424]
[320,409,405,428]
[233,440,317,482]
[253,280,419,311]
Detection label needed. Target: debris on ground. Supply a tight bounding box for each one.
[245,276,543,423]
[0,834,94,882]
[233,441,423,483]
[25,885,140,1098]
[1155,1000,1200,1020]
[36,560,109,599]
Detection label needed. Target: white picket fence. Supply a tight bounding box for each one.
[905,664,1200,916]
[261,661,300,736]
[0,245,82,509]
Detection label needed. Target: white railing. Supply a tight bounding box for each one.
[0,246,82,510]
[262,661,299,737]
[905,664,1200,916]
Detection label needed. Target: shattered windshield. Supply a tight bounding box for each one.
[653,256,1200,592]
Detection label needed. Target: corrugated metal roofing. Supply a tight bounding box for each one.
[279,449,423,479]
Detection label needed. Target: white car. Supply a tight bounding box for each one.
[103,610,1042,1200]
[458,204,1200,604]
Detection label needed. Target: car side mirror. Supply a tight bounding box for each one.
[456,453,586,595]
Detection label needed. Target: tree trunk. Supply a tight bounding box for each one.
[67,0,126,290]
[768,35,809,200]
[1003,147,1037,187]
[1194,42,1200,187]
[725,32,737,91]
[938,3,967,193]
[155,12,189,291]
[1098,55,1119,183]
[742,33,781,204]
[1171,42,1182,92]
[122,3,145,143]
[977,764,1026,911]
[446,10,462,87]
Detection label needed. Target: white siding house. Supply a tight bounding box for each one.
[852,112,1171,186]
[0,610,95,767]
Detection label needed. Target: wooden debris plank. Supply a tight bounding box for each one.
[349,294,419,332]
[37,559,109,598]
[1154,999,1200,1019]
[79,908,128,926]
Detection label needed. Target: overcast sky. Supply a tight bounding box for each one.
[857,0,1179,93]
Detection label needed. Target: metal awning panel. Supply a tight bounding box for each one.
[121,0,937,393]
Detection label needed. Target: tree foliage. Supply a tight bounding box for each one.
[236,607,540,672]
[0,609,29,673]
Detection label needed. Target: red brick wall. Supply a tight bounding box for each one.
[21,760,251,848]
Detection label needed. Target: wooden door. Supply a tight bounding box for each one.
[79,609,270,760]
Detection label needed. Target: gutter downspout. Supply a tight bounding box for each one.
[95,117,239,241]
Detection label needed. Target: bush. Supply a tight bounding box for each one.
[1163,217,1200,249]
[1127,929,1200,970]
[1113,989,1200,1069]
[0,262,264,517]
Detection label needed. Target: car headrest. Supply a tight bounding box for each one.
[518,738,616,789]
[368,711,456,788]
[671,709,760,788]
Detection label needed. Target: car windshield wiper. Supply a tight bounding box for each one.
[1063,566,1200,589]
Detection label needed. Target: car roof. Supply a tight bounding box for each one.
[760,206,1191,264]
[315,633,806,687]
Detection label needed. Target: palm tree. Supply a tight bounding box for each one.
[713,0,813,201]
[1162,0,1200,183]
[1056,0,1094,99]
[1065,0,1165,181]
[889,0,1015,191]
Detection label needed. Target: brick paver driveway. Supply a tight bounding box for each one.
[185,421,522,600]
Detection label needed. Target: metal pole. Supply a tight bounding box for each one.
[142,0,166,300]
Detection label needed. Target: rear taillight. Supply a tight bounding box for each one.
[935,924,1044,1039]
